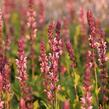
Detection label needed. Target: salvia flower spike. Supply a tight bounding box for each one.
[81,51,93,109]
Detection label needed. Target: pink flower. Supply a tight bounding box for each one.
[19,98,27,109]
[16,37,33,109]
[81,51,93,109]
[0,9,3,52]
[65,39,76,68]
[39,21,63,102]
[27,0,37,75]
[39,41,49,74]
[79,8,88,45]
[66,0,75,21]
[87,10,97,49]
[60,66,67,75]
[62,18,76,68]
[87,10,108,105]
[96,31,108,104]
[16,38,27,85]
[38,0,45,25]
[63,100,70,109]
[3,0,12,51]
[48,21,55,51]
[3,63,11,91]
[0,10,3,92]
[0,98,4,109]
[0,74,3,91]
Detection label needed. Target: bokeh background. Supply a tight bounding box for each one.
[1,0,109,25]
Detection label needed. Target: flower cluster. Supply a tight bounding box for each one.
[63,100,70,109]
[38,0,45,25]
[54,21,63,56]
[3,0,12,51]
[0,98,4,109]
[39,41,49,74]
[79,8,88,46]
[16,37,33,109]
[66,0,75,21]
[19,98,27,109]
[79,8,86,34]
[39,21,63,102]
[50,21,63,74]
[27,0,37,39]
[0,9,3,53]
[46,22,63,101]
[81,51,93,109]
[87,10,109,106]
[0,76,3,109]
[27,0,37,75]
[16,37,28,93]
[3,0,11,20]
[62,18,70,39]
[48,21,55,51]
[87,10,97,49]
[2,62,11,91]
[65,39,76,68]
[62,18,76,68]
[0,10,4,106]
[39,41,52,100]
[0,9,4,109]
[96,33,108,104]
[0,9,11,109]
[97,40,107,65]
[48,21,63,57]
